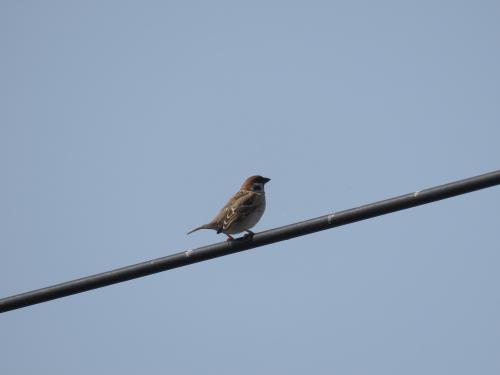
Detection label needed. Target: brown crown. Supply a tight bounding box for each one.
[240,175,271,190]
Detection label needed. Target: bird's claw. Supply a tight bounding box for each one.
[243,230,255,240]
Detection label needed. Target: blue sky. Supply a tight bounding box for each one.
[1,1,499,374]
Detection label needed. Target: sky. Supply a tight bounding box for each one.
[1,1,499,374]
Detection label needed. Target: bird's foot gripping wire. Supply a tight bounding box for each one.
[243,230,255,240]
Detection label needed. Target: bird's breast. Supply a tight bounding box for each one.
[224,195,266,234]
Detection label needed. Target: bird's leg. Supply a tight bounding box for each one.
[243,230,255,239]
[226,234,234,241]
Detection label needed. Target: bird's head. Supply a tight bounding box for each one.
[241,175,271,193]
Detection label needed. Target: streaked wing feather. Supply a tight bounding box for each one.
[221,191,257,231]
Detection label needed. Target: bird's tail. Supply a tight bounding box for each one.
[187,224,213,235]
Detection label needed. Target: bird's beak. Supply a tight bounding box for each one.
[263,177,271,184]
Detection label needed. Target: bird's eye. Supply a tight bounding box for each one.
[252,184,262,191]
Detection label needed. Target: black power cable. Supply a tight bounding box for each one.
[1,170,499,313]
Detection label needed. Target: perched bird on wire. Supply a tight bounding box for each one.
[187,175,271,240]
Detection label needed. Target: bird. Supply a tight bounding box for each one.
[187,175,271,240]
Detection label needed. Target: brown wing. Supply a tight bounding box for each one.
[212,190,257,233]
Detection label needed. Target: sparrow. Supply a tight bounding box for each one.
[187,175,271,240]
